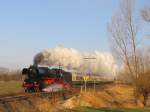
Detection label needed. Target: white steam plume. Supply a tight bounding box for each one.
[34,47,117,77]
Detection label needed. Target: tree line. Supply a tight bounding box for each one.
[0,70,22,81]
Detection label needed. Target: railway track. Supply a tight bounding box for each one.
[0,88,78,104]
[0,92,43,103]
[0,95,28,104]
[0,88,79,112]
[0,82,112,105]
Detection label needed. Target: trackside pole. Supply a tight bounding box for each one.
[94,79,96,91]
[84,80,87,92]
[80,85,83,93]
[83,76,89,92]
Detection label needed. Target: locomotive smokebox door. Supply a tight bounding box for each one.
[22,68,29,75]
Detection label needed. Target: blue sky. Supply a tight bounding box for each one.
[0,0,149,69]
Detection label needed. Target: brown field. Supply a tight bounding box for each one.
[0,81,23,94]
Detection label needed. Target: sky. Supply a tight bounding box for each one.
[0,0,149,69]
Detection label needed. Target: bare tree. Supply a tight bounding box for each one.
[107,0,150,105]
[108,0,138,80]
[135,48,150,105]
[141,7,150,22]
[141,7,150,40]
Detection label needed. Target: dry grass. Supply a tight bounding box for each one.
[0,81,22,94]
[0,84,149,112]
[35,98,64,112]
[63,84,146,109]
[0,97,64,112]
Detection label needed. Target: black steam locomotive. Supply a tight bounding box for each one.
[22,65,72,92]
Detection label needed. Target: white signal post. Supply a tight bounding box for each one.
[83,57,96,91]
[83,76,89,92]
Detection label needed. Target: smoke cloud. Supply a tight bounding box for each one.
[34,47,117,77]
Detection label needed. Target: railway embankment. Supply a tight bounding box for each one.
[0,96,64,112]
[63,84,150,109]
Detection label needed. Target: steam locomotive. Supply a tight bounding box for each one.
[22,65,72,92]
[22,65,112,93]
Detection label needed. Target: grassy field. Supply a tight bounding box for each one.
[72,107,150,112]
[0,81,22,94]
